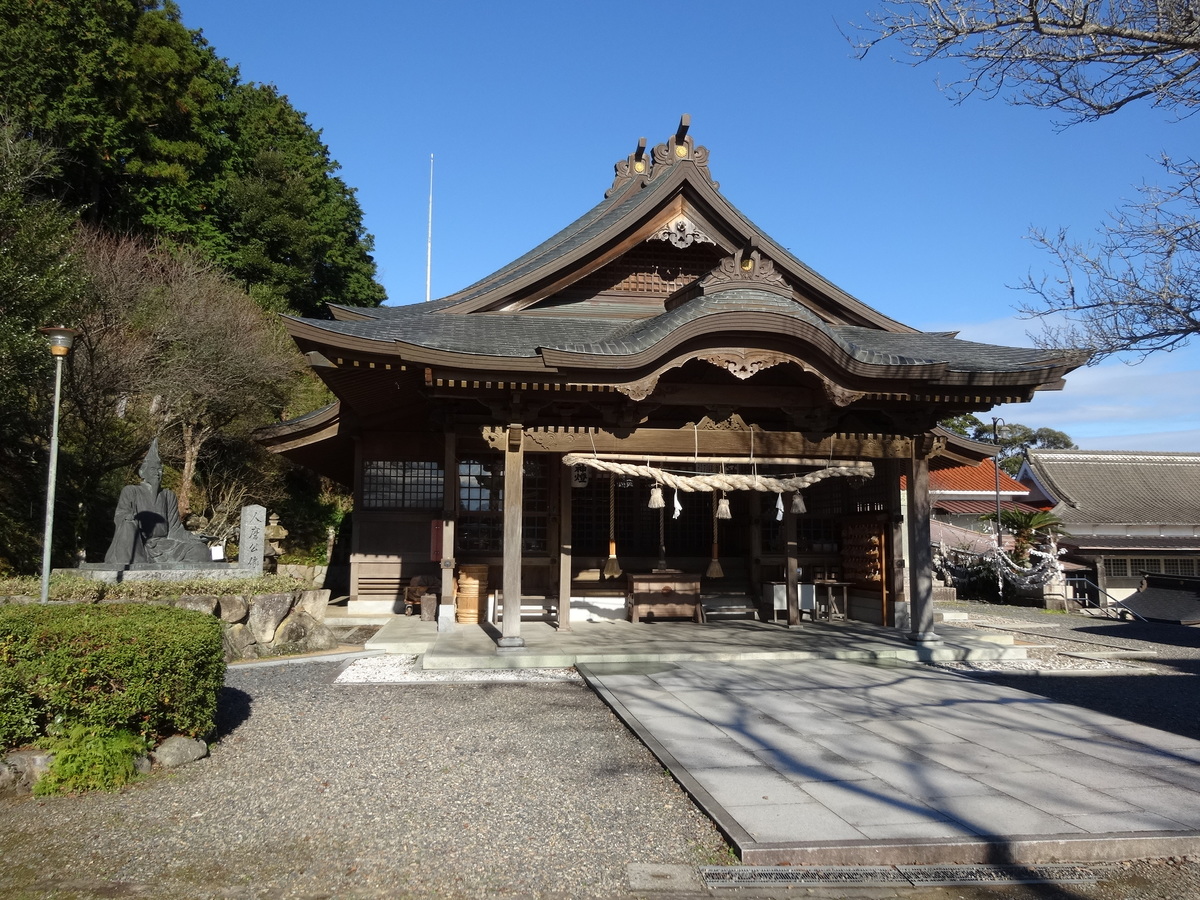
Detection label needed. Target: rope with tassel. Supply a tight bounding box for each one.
[706,492,724,578]
[602,475,622,579]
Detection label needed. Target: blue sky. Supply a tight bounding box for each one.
[181,0,1198,451]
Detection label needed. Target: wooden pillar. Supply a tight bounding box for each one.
[883,458,906,629]
[557,456,573,631]
[905,450,938,642]
[499,424,526,648]
[784,491,801,627]
[438,431,457,630]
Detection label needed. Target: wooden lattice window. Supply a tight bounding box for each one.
[457,455,550,555]
[1164,558,1197,576]
[362,460,443,509]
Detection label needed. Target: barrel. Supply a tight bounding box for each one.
[455,564,489,624]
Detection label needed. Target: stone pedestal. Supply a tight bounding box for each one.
[437,602,457,633]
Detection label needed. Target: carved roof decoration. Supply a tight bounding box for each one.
[647,214,715,249]
[695,248,790,299]
[606,115,717,199]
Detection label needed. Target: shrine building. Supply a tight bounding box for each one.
[261,117,1087,648]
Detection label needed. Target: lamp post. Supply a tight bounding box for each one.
[39,326,77,604]
[992,417,1005,550]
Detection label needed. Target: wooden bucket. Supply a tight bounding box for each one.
[456,564,489,624]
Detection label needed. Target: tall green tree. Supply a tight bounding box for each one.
[0,0,233,244]
[940,414,1076,476]
[215,83,385,315]
[0,0,384,315]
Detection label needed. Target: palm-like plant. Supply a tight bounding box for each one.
[997,509,1067,566]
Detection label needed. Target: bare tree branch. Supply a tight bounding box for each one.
[1015,156,1200,360]
[854,2,1200,124]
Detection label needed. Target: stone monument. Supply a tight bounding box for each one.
[103,439,210,566]
[73,443,267,583]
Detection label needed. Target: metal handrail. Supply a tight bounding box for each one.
[1065,575,1146,621]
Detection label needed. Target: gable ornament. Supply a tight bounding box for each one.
[701,248,789,292]
[648,215,715,249]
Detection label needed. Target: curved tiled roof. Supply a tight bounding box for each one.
[285,123,1087,394]
[293,288,1077,378]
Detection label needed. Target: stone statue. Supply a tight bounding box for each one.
[103,439,211,566]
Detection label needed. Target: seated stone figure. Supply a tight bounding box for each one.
[104,440,211,566]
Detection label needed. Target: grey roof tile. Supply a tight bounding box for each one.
[1025,450,1200,526]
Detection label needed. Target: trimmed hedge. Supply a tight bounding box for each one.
[0,604,225,751]
[0,571,304,603]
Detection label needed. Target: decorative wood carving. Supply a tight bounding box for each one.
[647,116,718,188]
[614,373,661,401]
[701,248,788,292]
[693,413,751,431]
[647,215,714,249]
[698,349,787,380]
[606,137,653,198]
[821,380,868,408]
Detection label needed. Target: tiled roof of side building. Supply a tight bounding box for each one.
[930,460,1029,494]
[1025,450,1200,526]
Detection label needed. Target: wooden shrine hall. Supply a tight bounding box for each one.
[261,117,1087,649]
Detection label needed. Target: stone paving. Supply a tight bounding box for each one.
[580,657,1200,866]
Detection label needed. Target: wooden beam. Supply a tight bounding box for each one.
[905,451,937,643]
[568,452,871,468]
[439,431,457,628]
[499,424,526,648]
[557,457,572,631]
[481,425,916,459]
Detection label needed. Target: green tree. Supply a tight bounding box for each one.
[997,509,1067,566]
[856,1,1200,361]
[940,414,1076,475]
[0,122,85,572]
[0,0,384,315]
[0,0,233,243]
[215,83,386,315]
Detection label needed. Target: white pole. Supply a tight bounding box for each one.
[40,353,65,603]
[426,153,434,303]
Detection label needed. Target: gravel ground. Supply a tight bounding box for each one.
[6,604,1200,899]
[0,661,727,899]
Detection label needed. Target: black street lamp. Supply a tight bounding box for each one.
[39,326,77,603]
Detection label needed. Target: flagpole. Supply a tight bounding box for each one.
[426,153,434,303]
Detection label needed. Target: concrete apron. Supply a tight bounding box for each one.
[581,657,1200,867]
[364,615,1031,670]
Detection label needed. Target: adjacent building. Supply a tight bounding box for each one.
[1019,450,1200,601]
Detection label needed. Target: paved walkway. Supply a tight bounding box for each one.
[362,615,1031,669]
[580,657,1200,867]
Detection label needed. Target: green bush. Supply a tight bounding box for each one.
[33,724,149,795]
[0,603,226,751]
[0,571,303,603]
[0,666,38,748]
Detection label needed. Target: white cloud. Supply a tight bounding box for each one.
[989,356,1200,450]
